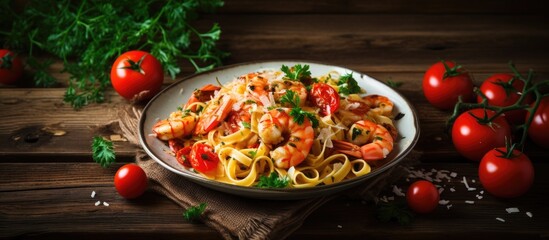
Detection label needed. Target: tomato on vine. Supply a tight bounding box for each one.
[423,60,474,110]
[526,96,549,149]
[0,49,23,85]
[110,50,164,102]
[406,180,439,214]
[477,73,532,124]
[451,108,512,161]
[479,146,534,198]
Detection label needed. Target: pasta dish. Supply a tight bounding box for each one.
[151,64,398,188]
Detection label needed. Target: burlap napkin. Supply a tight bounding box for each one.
[107,106,419,240]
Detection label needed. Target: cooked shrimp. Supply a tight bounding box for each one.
[333,120,394,160]
[194,94,234,135]
[362,95,394,117]
[244,73,270,103]
[152,111,197,140]
[270,80,308,106]
[258,108,314,169]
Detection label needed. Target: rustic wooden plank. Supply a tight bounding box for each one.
[1,162,548,239]
[220,0,547,14]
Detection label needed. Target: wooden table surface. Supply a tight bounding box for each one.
[1,1,548,239]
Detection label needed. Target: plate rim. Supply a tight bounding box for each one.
[138,60,420,199]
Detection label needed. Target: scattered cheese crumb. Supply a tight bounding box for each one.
[476,195,483,200]
[471,179,476,183]
[496,217,506,222]
[337,225,343,229]
[438,187,445,194]
[103,201,110,207]
[450,172,458,178]
[506,208,520,214]
[462,176,477,191]
[480,190,484,194]
[446,204,453,210]
[91,191,96,198]
[95,201,101,206]
[465,200,475,204]
[450,187,456,192]
[392,185,405,197]
[526,212,533,218]
[439,200,450,205]
[387,196,395,201]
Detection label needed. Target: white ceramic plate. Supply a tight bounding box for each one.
[139,61,420,200]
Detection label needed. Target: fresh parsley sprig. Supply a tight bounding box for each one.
[256,172,289,188]
[337,73,362,95]
[280,90,319,128]
[1,0,227,109]
[183,203,207,222]
[92,136,116,168]
[281,64,311,81]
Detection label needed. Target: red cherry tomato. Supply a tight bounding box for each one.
[190,143,219,174]
[310,83,340,116]
[406,180,440,214]
[451,108,512,161]
[477,73,532,124]
[526,96,549,148]
[423,60,474,110]
[0,49,24,85]
[114,164,148,199]
[479,148,534,198]
[110,50,163,102]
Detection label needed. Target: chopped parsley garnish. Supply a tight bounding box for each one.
[92,136,116,168]
[376,201,414,225]
[280,89,300,107]
[241,121,251,129]
[249,150,257,158]
[290,107,319,128]
[281,64,311,81]
[351,128,362,141]
[256,172,289,188]
[337,73,361,95]
[183,203,207,222]
[244,99,256,104]
[280,90,319,128]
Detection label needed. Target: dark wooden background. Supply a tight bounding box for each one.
[1,0,548,239]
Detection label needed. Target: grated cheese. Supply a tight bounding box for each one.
[496,217,506,222]
[439,200,450,205]
[506,208,520,214]
[450,172,458,178]
[392,185,405,197]
[337,225,343,229]
[450,187,456,192]
[95,201,101,206]
[91,191,96,198]
[526,212,533,218]
[465,200,475,204]
[103,201,110,207]
[446,204,453,210]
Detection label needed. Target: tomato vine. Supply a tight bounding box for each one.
[447,62,549,149]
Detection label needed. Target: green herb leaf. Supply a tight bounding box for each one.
[376,201,414,225]
[256,172,289,188]
[183,203,207,222]
[281,64,311,81]
[91,136,115,168]
[338,73,361,95]
[386,80,404,88]
[241,121,251,129]
[280,89,300,107]
[290,107,319,128]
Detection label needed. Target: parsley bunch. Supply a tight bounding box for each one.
[337,73,362,95]
[183,203,207,222]
[1,0,227,109]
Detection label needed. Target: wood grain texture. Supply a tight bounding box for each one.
[1,1,549,239]
[1,163,547,239]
